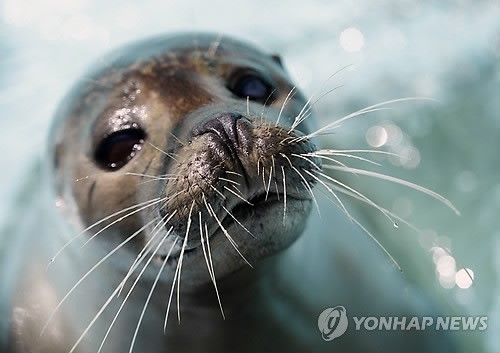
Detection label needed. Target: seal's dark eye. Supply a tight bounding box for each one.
[94,128,146,170]
[230,74,275,104]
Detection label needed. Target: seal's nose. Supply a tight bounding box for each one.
[192,113,252,151]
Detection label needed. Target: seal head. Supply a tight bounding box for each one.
[51,33,320,287]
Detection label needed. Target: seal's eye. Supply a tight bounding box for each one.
[229,74,275,104]
[94,128,146,170]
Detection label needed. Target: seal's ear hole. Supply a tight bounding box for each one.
[228,73,276,104]
[94,128,146,170]
[271,54,284,68]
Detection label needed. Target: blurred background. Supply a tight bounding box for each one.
[1,0,499,351]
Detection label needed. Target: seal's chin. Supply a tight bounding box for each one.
[157,192,311,268]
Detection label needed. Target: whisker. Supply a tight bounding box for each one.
[128,232,178,353]
[281,154,320,215]
[199,213,225,319]
[148,142,180,162]
[299,97,436,142]
[176,201,196,323]
[313,149,404,158]
[125,172,177,181]
[223,186,253,205]
[294,107,391,142]
[302,169,353,223]
[167,131,185,147]
[336,97,436,125]
[290,153,322,171]
[289,64,354,133]
[316,152,381,166]
[281,166,287,224]
[298,153,351,171]
[48,197,162,267]
[261,165,267,192]
[163,242,182,334]
[350,214,402,272]
[118,209,179,295]
[331,188,473,284]
[259,88,278,125]
[218,177,240,186]
[70,222,176,353]
[210,185,227,201]
[221,204,256,238]
[225,170,243,178]
[81,192,182,248]
[205,202,252,268]
[68,282,122,352]
[204,222,217,288]
[98,223,175,352]
[40,218,158,337]
[274,179,280,201]
[275,86,297,127]
[322,165,460,215]
[289,85,343,133]
[265,163,274,201]
[313,169,396,225]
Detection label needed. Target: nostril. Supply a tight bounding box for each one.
[192,113,251,149]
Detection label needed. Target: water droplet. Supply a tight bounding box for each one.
[393,222,399,228]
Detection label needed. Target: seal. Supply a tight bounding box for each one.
[1,33,459,353]
[4,33,322,353]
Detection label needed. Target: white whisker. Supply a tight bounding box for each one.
[221,204,256,238]
[41,218,158,337]
[275,86,297,127]
[223,186,253,205]
[289,64,353,133]
[210,184,227,201]
[302,169,353,223]
[265,163,274,201]
[163,243,182,334]
[70,224,176,353]
[281,166,287,224]
[295,107,391,142]
[313,148,404,158]
[351,215,401,272]
[205,202,252,268]
[199,214,225,319]
[119,210,179,295]
[314,169,396,225]
[218,177,240,186]
[128,231,178,353]
[176,201,195,323]
[48,197,162,266]
[299,97,436,141]
[148,142,180,162]
[290,85,343,132]
[322,165,460,215]
[281,154,320,215]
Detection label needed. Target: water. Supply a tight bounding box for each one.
[1,0,499,351]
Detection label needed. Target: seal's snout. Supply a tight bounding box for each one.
[192,113,253,153]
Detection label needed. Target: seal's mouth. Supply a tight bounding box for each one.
[153,113,320,264]
[157,190,309,264]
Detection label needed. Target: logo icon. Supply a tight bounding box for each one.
[318,306,348,341]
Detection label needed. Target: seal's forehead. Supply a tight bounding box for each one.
[49,33,290,151]
[102,33,279,73]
